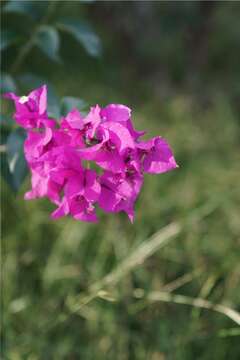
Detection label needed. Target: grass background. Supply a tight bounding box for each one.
[2,1,240,359]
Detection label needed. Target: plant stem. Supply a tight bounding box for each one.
[10,37,36,74]
[10,0,58,74]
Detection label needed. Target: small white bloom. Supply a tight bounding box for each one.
[19,96,29,104]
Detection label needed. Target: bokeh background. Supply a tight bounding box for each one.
[1,1,240,359]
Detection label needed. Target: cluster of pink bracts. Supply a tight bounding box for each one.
[4,85,178,222]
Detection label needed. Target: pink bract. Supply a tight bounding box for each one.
[4,85,55,129]
[4,85,178,222]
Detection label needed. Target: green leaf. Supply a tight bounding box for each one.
[18,73,60,118]
[0,73,17,93]
[1,153,13,190]
[35,25,61,62]
[0,30,19,51]
[0,115,13,133]
[4,0,47,20]
[61,96,87,116]
[0,121,11,147]
[57,19,102,57]
[1,128,28,192]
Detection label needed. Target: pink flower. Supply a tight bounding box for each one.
[62,108,84,130]
[24,127,53,164]
[4,85,55,129]
[137,137,178,174]
[51,169,100,222]
[99,169,143,222]
[4,85,178,223]
[24,170,62,204]
[78,120,135,173]
[101,104,145,140]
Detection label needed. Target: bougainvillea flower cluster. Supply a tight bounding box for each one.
[4,85,178,222]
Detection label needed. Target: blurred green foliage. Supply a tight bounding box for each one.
[1,1,240,359]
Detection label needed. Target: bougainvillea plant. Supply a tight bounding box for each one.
[4,85,178,222]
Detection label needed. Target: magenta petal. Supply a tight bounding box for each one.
[137,137,155,151]
[4,85,50,129]
[84,105,101,125]
[40,118,56,129]
[24,169,61,204]
[84,106,102,139]
[84,169,101,202]
[132,173,143,197]
[74,210,98,223]
[43,127,53,145]
[51,198,69,219]
[29,84,47,115]
[24,171,48,200]
[114,200,135,223]
[24,127,53,163]
[24,132,43,160]
[125,206,135,223]
[69,197,85,215]
[100,104,131,122]
[70,197,98,222]
[65,108,84,130]
[39,86,47,115]
[47,180,62,204]
[49,168,74,185]
[100,104,144,141]
[117,180,133,199]
[143,137,178,174]
[126,119,145,140]
[101,122,135,152]
[95,148,125,173]
[65,175,84,198]
[78,142,104,160]
[99,186,121,212]
[3,92,19,101]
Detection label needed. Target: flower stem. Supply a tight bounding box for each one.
[10,0,58,74]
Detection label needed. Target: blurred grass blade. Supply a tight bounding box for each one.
[97,290,117,302]
[35,25,61,62]
[91,222,181,292]
[146,291,240,326]
[57,19,102,57]
[65,223,181,314]
[191,273,219,320]
[218,328,240,338]
[162,268,203,292]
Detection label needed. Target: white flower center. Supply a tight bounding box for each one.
[19,96,29,104]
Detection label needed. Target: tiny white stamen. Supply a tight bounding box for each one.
[19,96,29,104]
